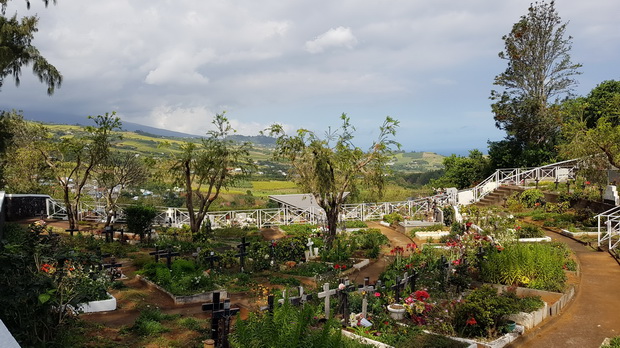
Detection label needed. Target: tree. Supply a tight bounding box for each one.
[582,80,620,128]
[560,91,620,180]
[37,112,121,229]
[171,112,253,235]
[431,149,492,190]
[268,114,399,248]
[93,151,148,227]
[489,0,581,167]
[0,109,53,192]
[1,0,62,95]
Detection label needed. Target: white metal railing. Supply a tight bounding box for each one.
[43,191,456,229]
[597,206,620,251]
[459,158,580,205]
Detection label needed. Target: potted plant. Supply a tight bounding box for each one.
[386,303,406,320]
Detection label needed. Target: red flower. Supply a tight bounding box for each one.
[466,317,477,326]
[452,259,461,266]
[414,290,430,301]
[374,292,381,297]
[40,263,51,273]
[334,264,340,269]
[585,181,591,185]
[496,245,504,252]
[341,265,347,270]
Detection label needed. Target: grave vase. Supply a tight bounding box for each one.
[387,304,406,320]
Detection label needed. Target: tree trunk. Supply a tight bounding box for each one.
[325,208,339,249]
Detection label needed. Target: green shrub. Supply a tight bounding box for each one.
[383,212,403,224]
[268,276,301,287]
[517,225,545,238]
[520,189,545,208]
[453,286,520,338]
[345,220,368,229]
[602,336,620,348]
[125,204,158,239]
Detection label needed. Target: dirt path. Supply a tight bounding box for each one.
[509,229,620,348]
[347,221,415,285]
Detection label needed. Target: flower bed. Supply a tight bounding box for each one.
[137,275,226,305]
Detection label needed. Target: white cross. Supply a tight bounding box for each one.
[317,282,338,318]
[307,238,315,258]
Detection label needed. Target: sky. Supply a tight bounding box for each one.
[1,0,619,155]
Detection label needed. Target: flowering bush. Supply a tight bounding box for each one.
[404,290,433,325]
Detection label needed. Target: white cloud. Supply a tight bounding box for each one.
[305,26,358,53]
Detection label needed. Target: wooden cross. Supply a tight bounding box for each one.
[65,228,79,237]
[202,292,225,315]
[163,248,180,269]
[337,280,356,321]
[211,299,239,348]
[149,246,163,262]
[205,251,221,270]
[103,226,114,243]
[236,237,250,272]
[317,282,338,318]
[391,276,403,303]
[102,257,123,281]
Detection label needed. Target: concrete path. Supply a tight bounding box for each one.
[510,230,620,348]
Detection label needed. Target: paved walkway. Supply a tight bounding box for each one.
[510,230,620,348]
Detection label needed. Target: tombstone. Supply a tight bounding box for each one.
[205,251,221,270]
[65,228,79,237]
[433,206,444,224]
[317,283,338,318]
[337,280,356,322]
[149,246,162,263]
[269,240,277,266]
[211,299,239,348]
[102,257,123,281]
[236,237,250,272]
[306,238,315,258]
[391,276,403,304]
[104,225,114,243]
[162,248,180,269]
[202,292,225,315]
[357,277,374,318]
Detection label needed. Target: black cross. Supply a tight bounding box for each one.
[65,228,79,237]
[259,295,275,313]
[211,299,239,348]
[149,246,163,263]
[202,292,225,315]
[103,226,114,243]
[408,269,419,293]
[236,237,250,272]
[117,228,124,242]
[391,276,404,303]
[102,257,123,281]
[163,248,180,269]
[205,251,221,270]
[337,280,356,321]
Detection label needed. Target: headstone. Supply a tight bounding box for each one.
[102,257,123,281]
[205,251,220,270]
[317,283,337,318]
[306,238,315,258]
[236,237,250,272]
[259,295,275,313]
[211,299,239,348]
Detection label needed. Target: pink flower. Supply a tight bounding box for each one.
[374,292,381,297]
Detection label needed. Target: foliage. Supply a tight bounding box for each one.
[230,301,368,348]
[519,189,545,208]
[0,4,62,95]
[170,112,254,234]
[138,259,216,296]
[601,336,620,348]
[430,149,492,190]
[130,306,178,336]
[319,237,352,263]
[350,228,389,258]
[268,275,301,287]
[279,261,332,277]
[383,212,403,224]
[490,0,581,167]
[345,220,368,229]
[267,113,399,248]
[516,225,545,238]
[125,204,158,239]
[0,221,111,346]
[453,285,522,338]
[480,242,569,292]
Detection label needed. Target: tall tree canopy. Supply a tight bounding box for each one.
[171,113,253,235]
[489,0,581,167]
[431,150,492,190]
[268,114,399,248]
[0,0,61,95]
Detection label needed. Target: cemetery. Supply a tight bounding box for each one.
[1,162,620,347]
[2,2,620,346]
